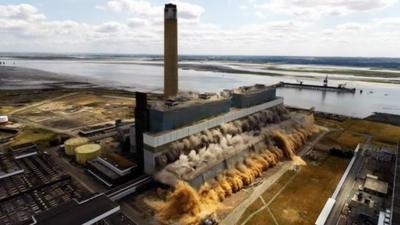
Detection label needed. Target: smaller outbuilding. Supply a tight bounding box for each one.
[363,174,389,197]
[0,116,8,125]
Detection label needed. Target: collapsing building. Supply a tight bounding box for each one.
[134,84,316,189]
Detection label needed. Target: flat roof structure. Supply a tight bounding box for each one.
[364,176,389,195]
[31,195,119,225]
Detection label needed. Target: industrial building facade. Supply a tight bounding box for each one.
[132,83,289,188]
[143,97,283,174]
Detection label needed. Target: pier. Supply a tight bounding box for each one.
[277,82,356,93]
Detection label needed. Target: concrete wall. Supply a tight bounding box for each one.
[232,88,276,108]
[144,98,283,149]
[149,99,231,132]
[143,98,284,175]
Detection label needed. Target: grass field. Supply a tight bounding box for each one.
[316,116,400,146]
[0,106,15,114]
[269,156,349,225]
[244,207,275,225]
[237,171,296,225]
[237,198,265,225]
[10,126,58,148]
[238,156,348,225]
[341,119,400,145]
[322,130,367,150]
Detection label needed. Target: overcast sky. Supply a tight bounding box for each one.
[1,0,400,57]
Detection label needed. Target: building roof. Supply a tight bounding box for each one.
[364,177,389,195]
[32,195,119,225]
[0,116,8,123]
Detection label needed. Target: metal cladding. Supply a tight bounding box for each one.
[149,99,231,132]
[232,87,276,108]
[164,3,178,97]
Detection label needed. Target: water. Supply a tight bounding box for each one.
[2,59,400,118]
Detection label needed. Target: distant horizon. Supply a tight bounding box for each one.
[1,1,400,57]
[1,51,400,60]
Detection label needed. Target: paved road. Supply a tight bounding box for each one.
[325,148,366,225]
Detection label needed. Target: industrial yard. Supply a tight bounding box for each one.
[0,144,93,225]
[0,2,399,225]
[10,91,134,132]
[0,82,399,225]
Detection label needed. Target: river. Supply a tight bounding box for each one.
[3,59,400,118]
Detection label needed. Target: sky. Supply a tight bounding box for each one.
[0,0,400,57]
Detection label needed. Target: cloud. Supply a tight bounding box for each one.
[0,2,399,57]
[127,18,149,27]
[0,4,46,21]
[256,0,396,19]
[96,22,126,33]
[97,0,204,21]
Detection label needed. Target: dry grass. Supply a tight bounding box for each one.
[237,198,264,225]
[342,119,400,145]
[237,170,295,225]
[322,130,367,149]
[10,127,58,148]
[244,207,275,225]
[268,156,349,225]
[318,130,365,150]
[315,117,343,129]
[261,170,296,202]
[0,106,15,114]
[335,131,367,149]
[14,92,134,130]
[316,116,400,146]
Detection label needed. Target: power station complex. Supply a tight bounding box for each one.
[130,4,291,189]
[5,3,398,225]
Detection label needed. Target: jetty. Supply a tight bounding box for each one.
[275,76,356,93]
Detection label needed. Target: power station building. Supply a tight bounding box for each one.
[134,85,285,187]
[131,4,293,188]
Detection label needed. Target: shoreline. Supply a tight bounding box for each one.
[85,60,400,85]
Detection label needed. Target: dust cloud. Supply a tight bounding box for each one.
[148,110,318,225]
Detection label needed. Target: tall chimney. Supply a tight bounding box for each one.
[164,3,178,97]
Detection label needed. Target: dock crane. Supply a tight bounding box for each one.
[323,75,328,87]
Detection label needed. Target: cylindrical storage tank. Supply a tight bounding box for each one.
[75,144,102,165]
[64,137,89,156]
